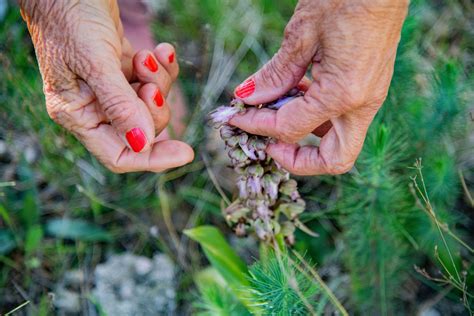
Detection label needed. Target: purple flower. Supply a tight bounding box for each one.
[208,106,241,127]
[256,201,271,220]
[254,220,269,240]
[262,174,278,201]
[240,143,257,160]
[220,125,236,140]
[237,177,248,199]
[247,175,262,198]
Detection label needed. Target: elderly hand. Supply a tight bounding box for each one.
[19,0,194,173]
[230,0,408,175]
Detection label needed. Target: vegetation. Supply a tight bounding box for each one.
[0,0,473,314]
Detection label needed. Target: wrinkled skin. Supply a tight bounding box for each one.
[231,0,409,176]
[19,0,194,173]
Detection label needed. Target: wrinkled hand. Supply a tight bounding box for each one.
[20,0,194,173]
[230,0,408,175]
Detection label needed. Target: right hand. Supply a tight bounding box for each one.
[19,0,194,173]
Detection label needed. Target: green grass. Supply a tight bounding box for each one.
[1,0,473,314]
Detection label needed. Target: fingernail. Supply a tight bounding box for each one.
[126,127,147,152]
[143,54,158,72]
[168,52,175,63]
[235,78,255,98]
[153,89,164,107]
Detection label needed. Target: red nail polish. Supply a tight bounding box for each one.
[153,89,164,107]
[126,128,147,152]
[235,78,255,98]
[143,54,158,72]
[168,52,175,63]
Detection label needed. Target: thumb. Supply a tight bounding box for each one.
[87,62,156,153]
[234,18,317,104]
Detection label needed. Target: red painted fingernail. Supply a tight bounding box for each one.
[235,78,255,98]
[153,89,164,107]
[168,52,175,63]
[143,54,158,72]
[125,128,147,152]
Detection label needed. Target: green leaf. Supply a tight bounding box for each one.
[18,160,40,228]
[194,268,251,316]
[0,229,16,255]
[46,219,111,242]
[25,225,43,254]
[184,226,259,314]
[184,226,248,286]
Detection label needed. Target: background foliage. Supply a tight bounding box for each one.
[0,0,473,314]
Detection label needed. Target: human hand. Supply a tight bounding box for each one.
[19,0,194,173]
[230,0,408,175]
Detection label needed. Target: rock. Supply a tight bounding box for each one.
[52,289,81,314]
[419,307,441,316]
[93,253,176,316]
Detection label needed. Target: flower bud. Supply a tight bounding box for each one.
[235,223,247,237]
[277,198,305,219]
[281,221,295,237]
[220,125,236,139]
[225,203,250,223]
[240,143,257,160]
[246,164,264,177]
[256,200,271,220]
[238,133,249,146]
[226,135,240,147]
[230,98,245,110]
[237,177,248,199]
[279,179,299,199]
[247,175,262,198]
[262,174,278,201]
[254,219,270,241]
[228,148,248,163]
[257,150,266,161]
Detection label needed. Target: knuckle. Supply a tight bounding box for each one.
[340,83,366,109]
[261,58,290,88]
[154,107,171,132]
[162,75,173,95]
[102,94,134,125]
[106,161,126,174]
[277,129,298,143]
[327,160,354,175]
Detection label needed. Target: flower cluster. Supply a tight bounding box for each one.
[209,89,307,244]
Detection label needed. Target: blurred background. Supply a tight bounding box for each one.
[0,0,473,315]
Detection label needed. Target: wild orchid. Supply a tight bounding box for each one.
[209,89,314,244]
